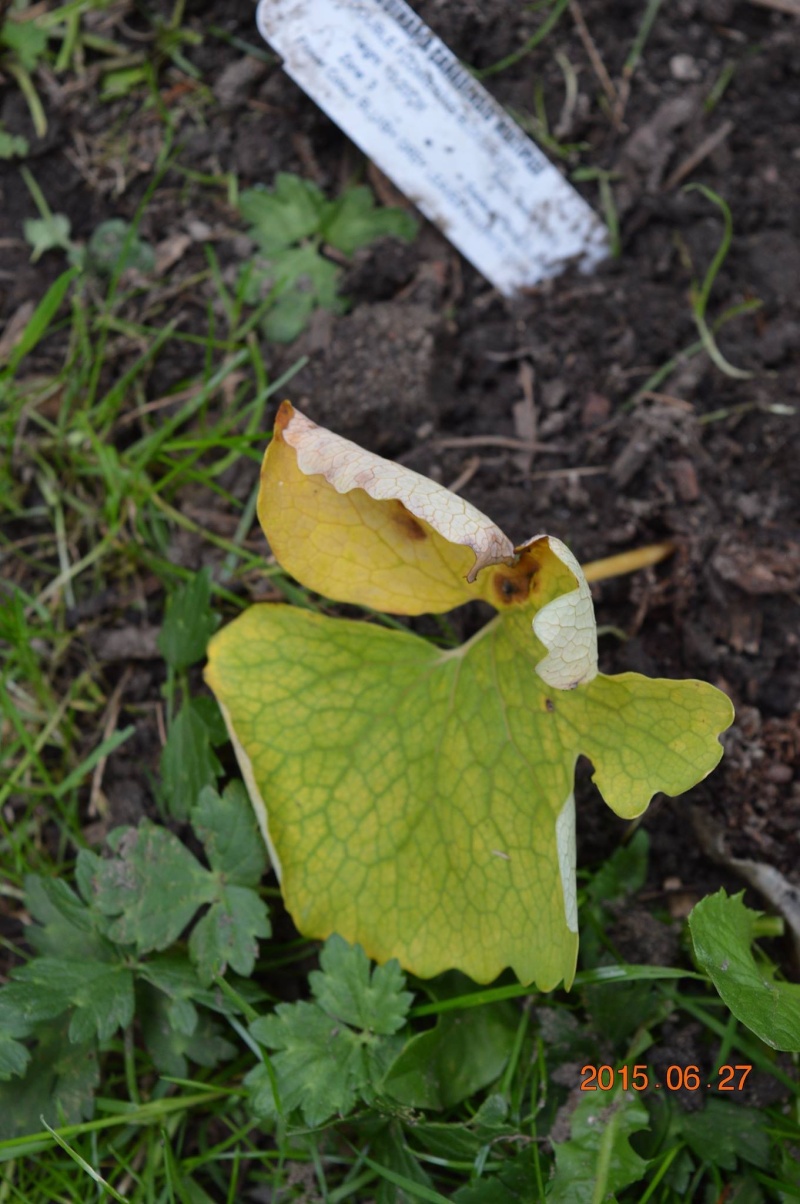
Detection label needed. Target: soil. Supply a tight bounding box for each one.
[2,0,799,973]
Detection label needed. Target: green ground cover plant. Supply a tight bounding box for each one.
[237,173,418,342]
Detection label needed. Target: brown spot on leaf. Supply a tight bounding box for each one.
[392,501,428,542]
[491,557,539,606]
[545,698,555,712]
[273,399,296,437]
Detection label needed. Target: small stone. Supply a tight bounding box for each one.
[581,390,612,428]
[736,493,762,521]
[671,457,700,502]
[765,763,794,785]
[541,379,568,410]
[214,56,269,109]
[670,54,702,82]
[700,0,733,20]
[187,219,212,241]
[91,625,161,661]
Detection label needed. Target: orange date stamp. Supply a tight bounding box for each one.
[580,1064,752,1092]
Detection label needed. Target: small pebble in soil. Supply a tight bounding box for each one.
[670,54,703,82]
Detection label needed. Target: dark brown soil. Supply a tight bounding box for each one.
[2,0,799,962]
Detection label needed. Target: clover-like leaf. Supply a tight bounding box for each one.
[238,176,415,343]
[205,404,733,988]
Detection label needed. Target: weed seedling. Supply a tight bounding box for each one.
[682,183,756,381]
[0,7,48,137]
[236,173,417,342]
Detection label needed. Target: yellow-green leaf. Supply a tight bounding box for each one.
[258,401,518,614]
[205,405,733,988]
[206,612,731,988]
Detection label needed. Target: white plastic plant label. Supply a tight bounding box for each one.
[256,0,609,294]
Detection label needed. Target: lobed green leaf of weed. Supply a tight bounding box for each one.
[0,19,48,71]
[249,1001,365,1125]
[157,566,219,672]
[193,781,267,884]
[309,933,413,1036]
[86,218,155,276]
[24,874,111,961]
[9,958,135,1043]
[139,985,237,1077]
[24,213,72,263]
[0,1032,29,1080]
[247,934,413,1126]
[237,172,417,342]
[0,1019,99,1138]
[189,882,271,985]
[0,873,130,1056]
[80,823,215,954]
[0,782,270,1135]
[138,947,267,1018]
[245,242,342,311]
[0,128,29,159]
[80,785,271,984]
[262,283,320,343]
[159,698,222,821]
[239,174,327,254]
[320,185,418,255]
